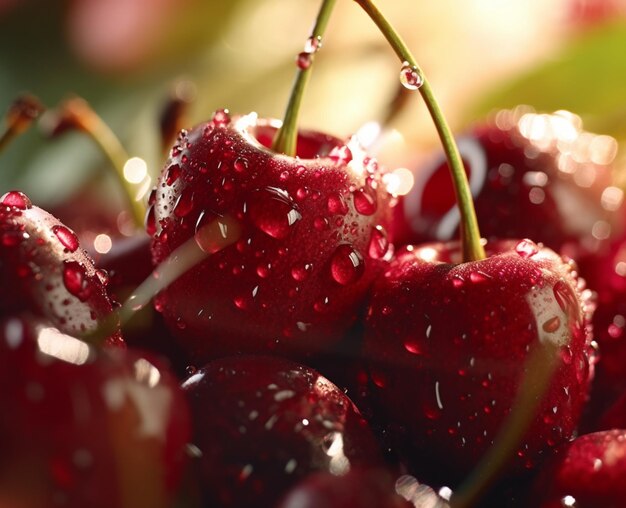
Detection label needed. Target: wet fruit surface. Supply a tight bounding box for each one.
[0,192,122,346]
[181,355,382,508]
[533,430,626,508]
[150,113,394,363]
[363,239,596,480]
[0,317,191,508]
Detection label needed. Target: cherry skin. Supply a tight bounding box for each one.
[181,355,383,508]
[362,239,595,481]
[150,111,394,363]
[391,109,621,259]
[0,191,122,346]
[0,317,191,508]
[533,429,626,508]
[277,468,416,508]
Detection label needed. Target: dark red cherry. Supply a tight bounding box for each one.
[0,317,191,508]
[533,429,626,508]
[362,239,595,480]
[150,113,394,363]
[0,192,122,346]
[277,468,416,508]
[391,108,622,260]
[181,355,382,507]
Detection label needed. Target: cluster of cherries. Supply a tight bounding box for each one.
[3,5,626,507]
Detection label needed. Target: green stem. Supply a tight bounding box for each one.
[48,97,146,229]
[354,0,485,262]
[450,342,559,507]
[272,0,337,156]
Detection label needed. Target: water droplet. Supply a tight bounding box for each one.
[62,261,88,300]
[353,187,377,215]
[553,281,580,323]
[542,316,561,333]
[174,189,194,217]
[186,365,197,376]
[313,216,329,231]
[212,109,231,126]
[291,263,312,281]
[403,338,424,355]
[1,191,32,210]
[194,212,236,254]
[296,52,312,70]
[233,157,248,173]
[1,230,27,247]
[329,145,353,164]
[248,187,301,239]
[327,193,348,215]
[95,269,109,286]
[330,245,364,285]
[256,263,271,278]
[368,225,390,259]
[399,62,424,90]
[452,275,465,288]
[165,164,181,185]
[279,171,290,182]
[469,271,492,283]
[52,225,79,253]
[145,204,157,236]
[303,35,322,54]
[515,239,539,258]
[313,297,330,312]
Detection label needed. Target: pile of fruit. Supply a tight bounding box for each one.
[2,1,626,507]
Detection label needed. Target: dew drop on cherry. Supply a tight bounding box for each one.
[145,204,157,236]
[353,188,377,215]
[542,316,561,333]
[399,62,424,90]
[248,187,302,240]
[52,225,79,252]
[233,157,248,173]
[165,164,181,185]
[515,239,539,258]
[212,109,231,126]
[327,193,348,215]
[1,190,32,210]
[290,263,312,281]
[368,225,390,259]
[174,189,194,217]
[330,245,364,285]
[62,261,87,300]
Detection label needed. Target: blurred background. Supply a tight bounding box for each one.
[1,0,626,212]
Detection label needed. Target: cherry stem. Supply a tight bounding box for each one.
[272,0,337,156]
[0,94,44,152]
[83,215,241,345]
[42,97,146,229]
[450,342,559,507]
[353,0,485,262]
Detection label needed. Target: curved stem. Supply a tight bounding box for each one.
[354,0,485,262]
[43,97,146,229]
[0,95,44,152]
[272,0,337,156]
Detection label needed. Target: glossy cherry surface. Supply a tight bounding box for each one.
[534,429,626,508]
[392,109,622,259]
[363,239,595,480]
[278,468,416,508]
[0,191,122,346]
[0,317,191,508]
[181,355,382,507]
[150,112,394,363]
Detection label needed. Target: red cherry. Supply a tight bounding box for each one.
[150,112,394,362]
[0,192,122,346]
[0,317,191,508]
[392,109,621,259]
[362,239,595,480]
[277,468,415,508]
[181,355,382,507]
[533,429,626,507]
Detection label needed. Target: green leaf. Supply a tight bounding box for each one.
[466,21,626,140]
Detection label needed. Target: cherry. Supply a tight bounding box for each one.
[181,355,383,507]
[0,191,122,346]
[150,112,394,362]
[533,429,626,508]
[0,316,191,508]
[277,468,416,508]
[391,108,622,259]
[362,239,595,481]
